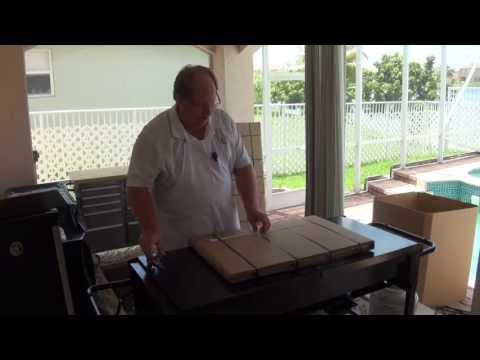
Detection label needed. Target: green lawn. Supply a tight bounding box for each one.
[272,149,466,193]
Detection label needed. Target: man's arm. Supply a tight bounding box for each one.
[234,164,271,233]
[128,186,165,258]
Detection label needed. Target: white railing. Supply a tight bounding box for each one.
[30,106,168,183]
[254,101,480,176]
[31,101,480,184]
[254,103,306,176]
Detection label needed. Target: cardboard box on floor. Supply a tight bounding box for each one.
[372,192,477,306]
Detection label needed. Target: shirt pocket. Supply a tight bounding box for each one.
[213,139,234,174]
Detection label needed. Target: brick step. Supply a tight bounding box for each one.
[367,179,420,196]
[392,170,418,186]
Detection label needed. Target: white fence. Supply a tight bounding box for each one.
[30,107,168,183]
[254,100,480,176]
[30,101,480,183]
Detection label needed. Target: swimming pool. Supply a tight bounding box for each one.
[469,168,480,178]
[426,180,480,287]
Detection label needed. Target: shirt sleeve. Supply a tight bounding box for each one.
[221,111,252,171]
[127,129,162,189]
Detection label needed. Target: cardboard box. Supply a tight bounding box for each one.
[372,192,477,306]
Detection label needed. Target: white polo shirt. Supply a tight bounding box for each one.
[127,106,252,250]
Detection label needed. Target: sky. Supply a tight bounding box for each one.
[254,45,480,71]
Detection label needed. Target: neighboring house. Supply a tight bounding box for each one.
[25,45,209,112]
[453,64,480,83]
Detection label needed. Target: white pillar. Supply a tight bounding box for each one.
[0,46,36,197]
[262,45,273,210]
[400,45,410,168]
[210,46,255,123]
[354,45,363,193]
[438,45,447,162]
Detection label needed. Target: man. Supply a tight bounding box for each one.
[127,65,270,261]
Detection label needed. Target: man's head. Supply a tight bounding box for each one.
[173,65,220,132]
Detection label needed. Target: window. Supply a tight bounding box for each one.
[25,49,54,97]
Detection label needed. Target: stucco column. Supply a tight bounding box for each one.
[0,46,36,197]
[210,46,256,123]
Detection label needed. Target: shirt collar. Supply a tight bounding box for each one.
[168,105,188,142]
[168,105,213,143]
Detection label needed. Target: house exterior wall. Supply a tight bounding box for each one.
[27,45,209,111]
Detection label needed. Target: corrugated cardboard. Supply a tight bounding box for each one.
[222,233,296,276]
[270,217,310,231]
[373,192,477,306]
[263,228,330,268]
[191,218,375,283]
[289,223,360,260]
[304,215,374,252]
[190,236,256,284]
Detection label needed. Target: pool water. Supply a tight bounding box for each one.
[469,168,480,178]
[469,213,480,287]
[468,168,480,286]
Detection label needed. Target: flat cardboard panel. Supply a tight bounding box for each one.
[263,229,329,268]
[222,233,296,276]
[250,122,261,136]
[254,160,264,177]
[192,216,377,283]
[289,223,360,260]
[236,123,250,136]
[216,229,250,239]
[252,135,262,160]
[304,215,374,251]
[257,176,265,194]
[270,217,310,231]
[259,194,266,213]
[242,136,253,156]
[191,237,256,283]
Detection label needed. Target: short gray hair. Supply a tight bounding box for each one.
[173,65,218,101]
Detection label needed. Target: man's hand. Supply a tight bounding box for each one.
[246,209,271,234]
[138,230,166,260]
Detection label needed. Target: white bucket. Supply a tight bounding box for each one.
[368,286,419,315]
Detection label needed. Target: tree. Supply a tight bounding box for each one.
[345,48,370,102]
[254,47,305,104]
[254,71,263,104]
[361,54,450,102]
[255,50,454,104]
[365,53,404,101]
[255,47,362,104]
[254,70,304,104]
[408,56,440,101]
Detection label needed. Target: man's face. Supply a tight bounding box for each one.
[177,73,219,131]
